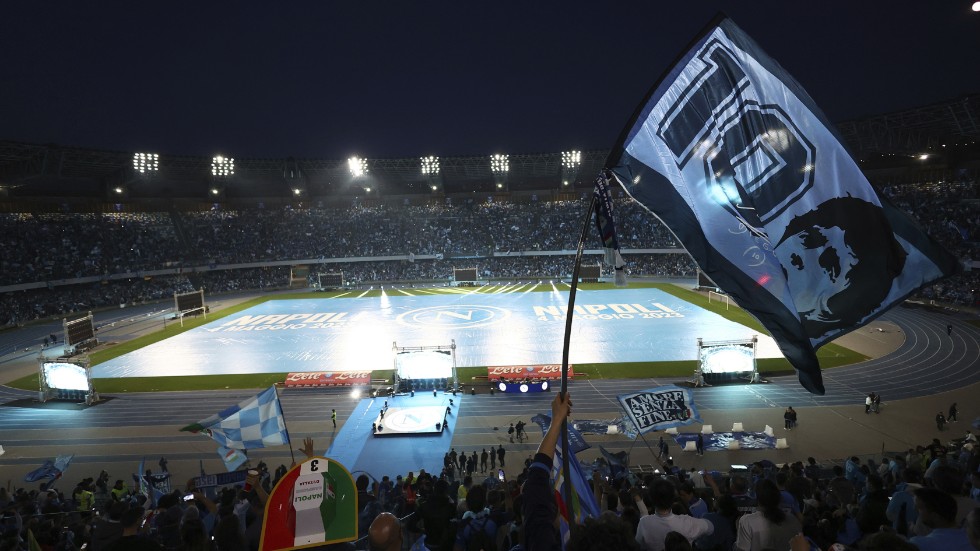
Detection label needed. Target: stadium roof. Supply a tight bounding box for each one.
[1,95,978,202]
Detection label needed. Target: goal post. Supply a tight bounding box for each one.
[707,290,730,310]
[174,288,206,327]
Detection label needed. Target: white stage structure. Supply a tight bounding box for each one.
[694,336,759,386]
[392,340,458,394]
[38,355,98,404]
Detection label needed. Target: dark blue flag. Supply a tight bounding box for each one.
[530,413,591,454]
[594,173,627,286]
[606,16,959,394]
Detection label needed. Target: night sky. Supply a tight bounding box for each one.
[2,1,978,159]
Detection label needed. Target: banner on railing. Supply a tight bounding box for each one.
[284,371,372,387]
[487,364,573,381]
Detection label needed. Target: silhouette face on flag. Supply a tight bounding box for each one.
[774,196,906,340]
[606,17,959,394]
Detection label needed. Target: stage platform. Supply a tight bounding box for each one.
[326,392,460,480]
[373,405,448,436]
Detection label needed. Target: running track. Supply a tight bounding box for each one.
[0,301,976,475]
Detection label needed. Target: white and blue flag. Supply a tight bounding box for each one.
[606,17,959,394]
[617,385,702,434]
[181,386,290,449]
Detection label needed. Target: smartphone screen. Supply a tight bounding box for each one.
[497,469,505,481]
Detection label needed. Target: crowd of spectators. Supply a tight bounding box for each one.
[174,199,680,266]
[2,394,978,551]
[0,212,182,286]
[883,181,979,262]
[0,184,976,329]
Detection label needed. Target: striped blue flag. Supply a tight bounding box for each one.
[552,442,600,545]
[181,386,290,449]
[606,16,959,394]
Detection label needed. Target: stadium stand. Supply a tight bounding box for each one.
[0,185,976,329]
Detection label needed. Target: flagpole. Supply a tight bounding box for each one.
[559,190,598,525]
[637,431,670,472]
[274,384,296,465]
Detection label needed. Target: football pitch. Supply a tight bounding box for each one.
[91,283,784,379]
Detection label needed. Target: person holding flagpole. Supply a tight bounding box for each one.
[522,392,572,551]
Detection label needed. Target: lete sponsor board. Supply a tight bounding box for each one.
[284,371,372,387]
[617,385,702,434]
[487,364,574,381]
[259,456,357,551]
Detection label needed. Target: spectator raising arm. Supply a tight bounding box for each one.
[522,392,572,551]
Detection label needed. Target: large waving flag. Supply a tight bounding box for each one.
[606,16,959,394]
[181,386,290,449]
[24,454,73,489]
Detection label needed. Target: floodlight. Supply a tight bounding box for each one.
[974,1,980,11]
[113,187,124,194]
[293,188,303,196]
[496,183,504,189]
[348,156,368,177]
[132,152,159,173]
[211,155,235,177]
[562,180,569,186]
[364,187,372,193]
[431,185,438,192]
[918,154,929,160]
[210,188,221,196]
[561,150,581,168]
[490,154,509,174]
[421,155,440,175]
